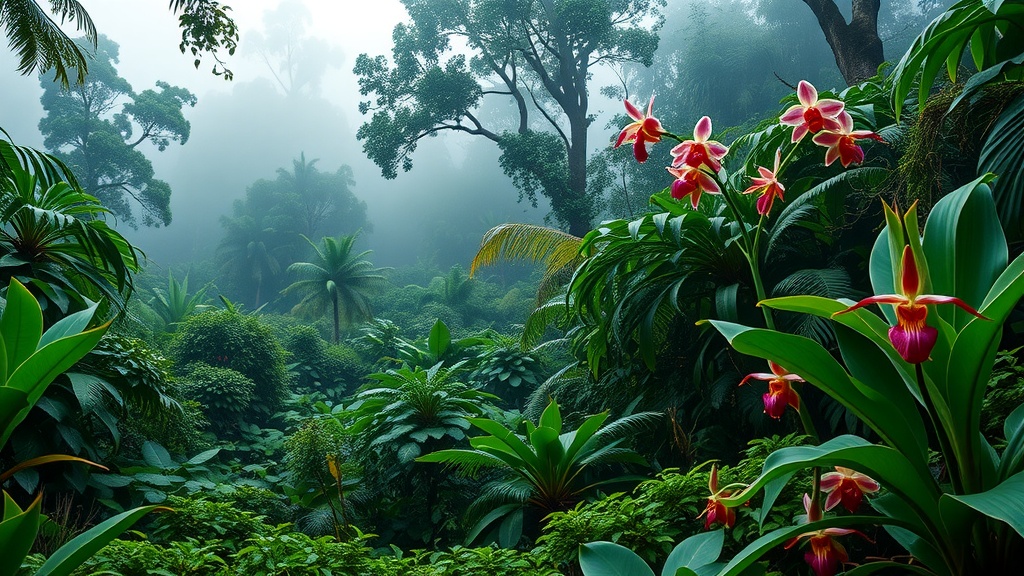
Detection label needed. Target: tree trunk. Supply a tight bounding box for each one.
[331,293,340,344]
[801,0,884,85]
[566,116,591,237]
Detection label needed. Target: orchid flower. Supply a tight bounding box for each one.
[614,96,664,163]
[812,111,885,168]
[835,245,987,363]
[785,494,871,576]
[820,467,880,512]
[667,164,721,208]
[780,80,845,142]
[743,148,785,215]
[670,116,729,172]
[698,464,737,530]
[741,361,802,419]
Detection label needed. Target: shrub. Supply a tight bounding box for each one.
[145,495,271,551]
[180,363,256,436]
[172,309,290,420]
[209,485,294,527]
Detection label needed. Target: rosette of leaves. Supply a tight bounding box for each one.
[179,362,255,437]
[470,340,545,408]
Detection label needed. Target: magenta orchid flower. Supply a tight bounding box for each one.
[785,494,871,576]
[667,164,721,208]
[812,111,885,168]
[615,96,664,163]
[820,467,880,512]
[743,148,785,215]
[670,116,729,172]
[835,245,987,363]
[741,360,802,419]
[698,464,737,530]
[780,80,845,143]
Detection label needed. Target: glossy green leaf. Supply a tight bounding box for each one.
[0,278,42,377]
[941,470,1024,539]
[0,491,41,576]
[34,505,162,576]
[708,320,928,465]
[662,529,724,576]
[428,319,451,358]
[999,402,1024,479]
[579,541,656,576]
[141,441,175,469]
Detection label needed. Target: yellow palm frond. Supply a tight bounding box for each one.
[470,223,584,281]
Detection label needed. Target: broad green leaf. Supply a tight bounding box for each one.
[0,278,42,377]
[999,402,1024,479]
[719,436,941,543]
[428,319,451,358]
[465,503,521,544]
[662,530,724,576]
[940,469,1024,539]
[38,302,99,349]
[841,561,938,576]
[0,388,28,442]
[0,491,41,576]
[539,400,563,432]
[141,441,175,469]
[715,516,890,576]
[498,506,523,548]
[708,320,928,465]
[34,505,162,576]
[579,541,656,576]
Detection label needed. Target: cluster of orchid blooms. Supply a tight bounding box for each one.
[614,81,990,576]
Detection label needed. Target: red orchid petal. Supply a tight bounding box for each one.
[756,193,774,215]
[915,295,989,319]
[708,142,729,158]
[797,80,817,107]
[824,489,843,511]
[633,137,649,163]
[646,95,655,117]
[768,361,787,377]
[853,474,881,493]
[900,246,920,297]
[836,110,854,131]
[614,125,638,148]
[889,323,938,364]
[689,187,703,208]
[780,106,804,125]
[744,181,767,195]
[838,140,864,167]
[624,99,643,121]
[818,99,845,118]
[820,472,843,491]
[773,148,783,171]
[740,373,776,385]
[834,294,908,315]
[695,116,713,141]
[757,166,774,180]
[824,145,840,167]
[812,132,842,147]
[791,124,809,143]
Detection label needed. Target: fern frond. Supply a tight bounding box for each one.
[470,223,582,278]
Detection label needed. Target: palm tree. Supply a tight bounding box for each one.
[281,233,387,343]
[0,0,96,86]
[217,212,286,308]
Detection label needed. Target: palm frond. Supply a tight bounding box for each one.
[1,0,95,86]
[471,223,583,278]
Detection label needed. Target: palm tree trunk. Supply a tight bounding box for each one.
[332,293,340,344]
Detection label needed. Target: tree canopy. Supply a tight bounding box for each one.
[38,35,195,227]
[355,0,664,236]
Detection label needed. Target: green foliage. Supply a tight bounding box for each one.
[355,0,664,235]
[38,35,195,227]
[983,348,1024,441]
[282,233,387,343]
[209,485,294,528]
[149,273,211,332]
[400,545,560,575]
[419,399,657,546]
[180,363,256,435]
[0,134,141,318]
[171,309,290,421]
[146,495,270,550]
[284,325,365,396]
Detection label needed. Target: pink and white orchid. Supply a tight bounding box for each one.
[812,111,885,168]
[780,80,845,143]
[835,244,987,363]
[820,467,880,512]
[667,164,721,209]
[743,148,786,215]
[670,116,729,172]
[614,96,664,163]
[741,360,802,419]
